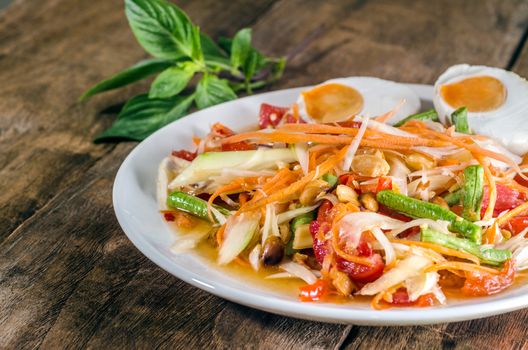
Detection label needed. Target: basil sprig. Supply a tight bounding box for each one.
[82,0,286,142]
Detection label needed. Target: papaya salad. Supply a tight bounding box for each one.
[157,65,528,309]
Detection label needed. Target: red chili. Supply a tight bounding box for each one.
[258,103,290,129]
[171,150,196,161]
[505,216,528,235]
[299,280,331,302]
[163,212,175,222]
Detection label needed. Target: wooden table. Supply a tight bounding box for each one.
[2,0,528,348]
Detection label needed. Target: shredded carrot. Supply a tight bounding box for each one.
[493,201,528,227]
[390,239,480,265]
[207,177,264,221]
[374,100,404,123]
[426,262,499,275]
[216,223,226,246]
[475,154,496,222]
[278,123,450,147]
[371,283,403,310]
[292,103,300,121]
[238,193,248,206]
[241,146,349,211]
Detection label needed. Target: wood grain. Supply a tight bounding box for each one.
[1,0,528,349]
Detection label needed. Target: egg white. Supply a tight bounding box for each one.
[434,64,528,155]
[297,77,421,125]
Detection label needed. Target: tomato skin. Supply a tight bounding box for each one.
[221,141,256,151]
[310,199,385,283]
[258,103,290,129]
[461,260,515,296]
[390,289,436,307]
[299,280,331,302]
[171,150,197,161]
[505,216,528,235]
[481,184,525,218]
[337,253,385,283]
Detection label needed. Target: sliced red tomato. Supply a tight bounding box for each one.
[481,184,525,218]
[299,279,331,302]
[221,141,256,151]
[258,103,290,129]
[461,260,515,296]
[171,150,197,161]
[505,216,528,235]
[336,253,385,283]
[389,288,436,307]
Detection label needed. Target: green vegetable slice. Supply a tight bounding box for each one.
[322,173,338,188]
[376,190,482,243]
[167,191,230,222]
[443,189,462,206]
[393,109,439,127]
[461,165,484,222]
[421,226,511,266]
[451,107,471,134]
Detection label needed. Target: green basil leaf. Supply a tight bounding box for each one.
[230,28,252,70]
[195,75,237,109]
[149,61,197,99]
[125,0,200,60]
[243,50,265,82]
[80,59,172,101]
[217,37,232,54]
[271,57,287,80]
[201,33,228,58]
[95,93,194,142]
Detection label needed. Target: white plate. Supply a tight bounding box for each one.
[113,83,528,325]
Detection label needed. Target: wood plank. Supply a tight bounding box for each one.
[251,0,528,88]
[2,0,528,348]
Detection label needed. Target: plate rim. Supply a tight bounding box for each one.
[112,83,528,325]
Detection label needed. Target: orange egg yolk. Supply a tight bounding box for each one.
[440,76,506,112]
[302,83,364,123]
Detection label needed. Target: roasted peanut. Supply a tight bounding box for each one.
[279,223,291,243]
[299,179,330,205]
[351,154,390,177]
[405,153,435,171]
[336,185,360,206]
[360,193,379,212]
[262,236,285,266]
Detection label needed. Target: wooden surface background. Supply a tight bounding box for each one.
[1,0,528,349]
